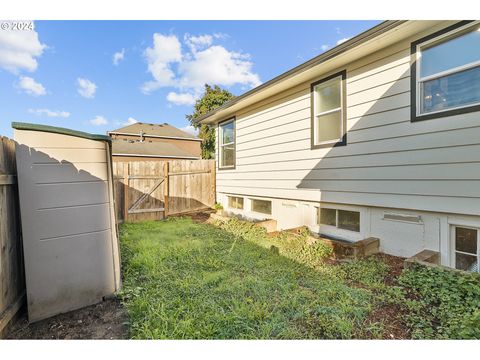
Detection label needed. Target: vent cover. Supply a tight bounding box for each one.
[383,213,422,224]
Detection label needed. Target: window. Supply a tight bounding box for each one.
[412,21,480,120]
[311,70,346,148]
[453,226,479,273]
[319,208,336,226]
[228,196,244,210]
[251,199,272,215]
[338,210,360,232]
[317,207,360,232]
[219,118,235,169]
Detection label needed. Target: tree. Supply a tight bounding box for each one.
[186,84,235,159]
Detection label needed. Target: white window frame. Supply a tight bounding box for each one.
[228,196,244,210]
[218,118,235,169]
[312,71,345,147]
[414,21,480,117]
[316,207,360,233]
[450,224,480,273]
[250,198,272,215]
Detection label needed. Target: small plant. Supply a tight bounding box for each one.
[398,263,480,339]
[214,202,223,210]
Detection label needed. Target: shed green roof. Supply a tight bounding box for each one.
[12,122,111,142]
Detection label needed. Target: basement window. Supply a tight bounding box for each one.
[412,21,480,120]
[453,226,479,273]
[228,196,244,210]
[317,207,360,232]
[251,199,272,215]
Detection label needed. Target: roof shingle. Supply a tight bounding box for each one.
[109,122,198,140]
[112,139,200,159]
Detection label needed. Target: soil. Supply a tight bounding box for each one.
[5,298,128,340]
[362,253,411,339]
[188,210,214,223]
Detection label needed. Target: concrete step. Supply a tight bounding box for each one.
[405,249,440,268]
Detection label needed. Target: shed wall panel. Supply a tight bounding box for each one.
[14,129,120,322]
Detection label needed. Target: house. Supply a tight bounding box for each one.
[108,122,202,161]
[195,20,480,273]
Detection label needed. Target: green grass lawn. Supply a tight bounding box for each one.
[119,217,480,339]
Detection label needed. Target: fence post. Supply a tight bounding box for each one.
[164,161,169,218]
[123,162,129,222]
[212,160,216,205]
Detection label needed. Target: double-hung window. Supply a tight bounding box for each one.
[219,118,235,169]
[311,70,346,148]
[412,21,480,120]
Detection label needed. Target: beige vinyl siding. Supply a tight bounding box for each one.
[216,24,480,216]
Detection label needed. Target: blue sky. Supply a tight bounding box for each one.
[0,20,379,138]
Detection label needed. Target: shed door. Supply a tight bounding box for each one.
[14,130,120,322]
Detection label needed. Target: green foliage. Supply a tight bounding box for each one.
[119,217,389,339]
[213,202,223,210]
[218,219,333,269]
[398,264,480,339]
[186,84,235,159]
[119,216,480,339]
[341,257,390,288]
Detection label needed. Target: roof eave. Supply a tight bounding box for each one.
[194,20,407,125]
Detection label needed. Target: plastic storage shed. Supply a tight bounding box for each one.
[13,122,121,322]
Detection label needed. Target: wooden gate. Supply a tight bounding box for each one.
[113,159,215,222]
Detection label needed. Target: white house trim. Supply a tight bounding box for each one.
[108,131,202,142]
[113,153,200,159]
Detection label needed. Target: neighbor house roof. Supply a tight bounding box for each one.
[194,20,449,125]
[111,139,201,159]
[108,122,201,141]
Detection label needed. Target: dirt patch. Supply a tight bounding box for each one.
[5,298,128,340]
[365,302,410,339]
[364,253,411,339]
[378,253,406,286]
[173,210,213,224]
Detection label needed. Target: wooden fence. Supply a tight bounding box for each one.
[0,136,25,337]
[113,159,216,222]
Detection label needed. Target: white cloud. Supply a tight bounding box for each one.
[180,125,199,136]
[184,34,213,52]
[17,76,46,96]
[28,108,70,118]
[166,91,197,106]
[0,22,46,73]
[141,34,182,93]
[178,45,261,89]
[112,48,125,65]
[213,33,229,40]
[89,115,108,126]
[77,78,97,98]
[336,37,350,45]
[320,44,330,52]
[141,32,261,104]
[125,117,138,125]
